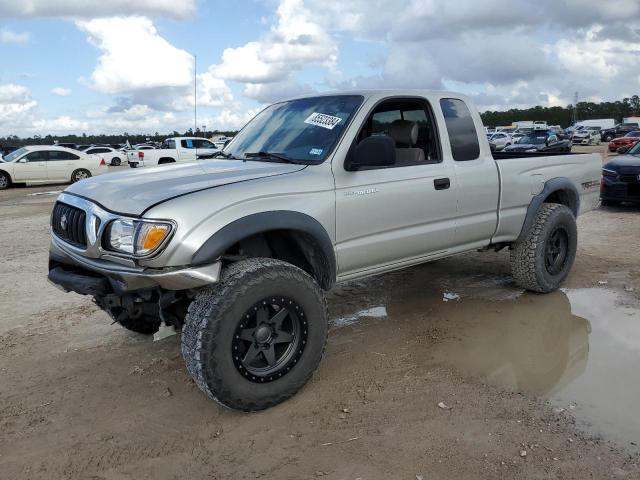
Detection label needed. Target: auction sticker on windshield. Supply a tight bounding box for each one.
[304,112,342,130]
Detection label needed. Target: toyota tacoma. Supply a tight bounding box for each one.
[48,90,601,411]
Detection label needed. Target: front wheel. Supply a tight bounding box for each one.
[0,171,10,190]
[182,258,328,411]
[604,134,613,142]
[510,203,577,293]
[111,157,121,166]
[71,169,91,183]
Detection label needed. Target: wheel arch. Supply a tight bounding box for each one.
[192,211,336,290]
[516,177,579,243]
[158,157,176,164]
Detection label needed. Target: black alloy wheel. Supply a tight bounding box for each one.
[232,297,307,382]
[545,226,569,275]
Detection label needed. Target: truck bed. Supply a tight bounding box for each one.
[491,152,602,244]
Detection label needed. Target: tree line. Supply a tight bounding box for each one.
[480,95,640,128]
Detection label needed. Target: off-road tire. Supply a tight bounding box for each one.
[182,258,328,411]
[510,203,577,293]
[0,171,10,190]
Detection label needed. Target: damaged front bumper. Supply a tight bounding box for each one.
[48,237,221,296]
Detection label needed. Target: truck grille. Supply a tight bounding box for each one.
[52,202,87,248]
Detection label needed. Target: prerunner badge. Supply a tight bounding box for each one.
[304,112,342,130]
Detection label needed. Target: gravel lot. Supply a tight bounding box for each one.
[1,148,639,479]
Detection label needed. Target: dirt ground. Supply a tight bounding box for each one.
[1,147,639,480]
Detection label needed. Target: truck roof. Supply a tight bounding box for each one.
[283,89,474,103]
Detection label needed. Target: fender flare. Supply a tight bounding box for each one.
[516,177,580,243]
[192,211,336,289]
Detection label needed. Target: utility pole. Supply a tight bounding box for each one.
[572,91,578,125]
[194,55,197,135]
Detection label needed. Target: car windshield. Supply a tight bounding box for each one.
[224,95,364,163]
[517,135,547,145]
[625,131,640,137]
[3,147,27,162]
[628,142,640,155]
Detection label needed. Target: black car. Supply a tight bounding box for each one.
[601,123,639,142]
[601,141,640,206]
[503,131,571,153]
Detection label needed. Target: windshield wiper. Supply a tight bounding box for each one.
[244,151,311,165]
[197,151,242,160]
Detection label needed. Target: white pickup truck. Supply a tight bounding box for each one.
[49,90,601,411]
[126,137,220,168]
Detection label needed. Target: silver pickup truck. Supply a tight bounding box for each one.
[48,90,601,411]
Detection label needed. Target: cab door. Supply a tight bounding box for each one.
[333,97,458,276]
[12,150,48,182]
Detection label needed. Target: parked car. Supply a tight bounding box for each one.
[127,137,220,168]
[608,131,640,152]
[601,141,640,205]
[55,143,78,150]
[504,131,572,153]
[601,123,640,142]
[0,145,107,189]
[572,127,602,145]
[84,146,126,166]
[47,90,600,411]
[487,132,512,150]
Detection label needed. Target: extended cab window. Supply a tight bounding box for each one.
[440,98,480,161]
[354,98,441,168]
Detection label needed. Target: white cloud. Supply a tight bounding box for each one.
[51,87,72,97]
[32,116,89,133]
[0,0,195,19]
[0,84,37,128]
[207,107,263,130]
[77,16,193,94]
[0,28,30,43]
[212,0,337,84]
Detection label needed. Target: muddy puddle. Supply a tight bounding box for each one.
[329,261,640,450]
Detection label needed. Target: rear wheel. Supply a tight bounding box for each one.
[71,169,91,183]
[510,203,577,293]
[182,258,328,411]
[604,134,613,142]
[0,171,10,190]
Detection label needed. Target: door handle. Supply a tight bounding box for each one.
[433,177,450,190]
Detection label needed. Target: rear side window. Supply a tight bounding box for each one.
[48,151,80,161]
[440,98,480,161]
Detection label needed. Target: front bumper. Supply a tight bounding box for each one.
[572,137,590,145]
[600,177,640,203]
[49,237,221,296]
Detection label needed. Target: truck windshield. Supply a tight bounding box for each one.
[224,95,364,164]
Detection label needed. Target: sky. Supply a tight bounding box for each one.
[0,0,639,137]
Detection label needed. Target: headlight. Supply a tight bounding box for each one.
[105,219,173,256]
[602,168,618,179]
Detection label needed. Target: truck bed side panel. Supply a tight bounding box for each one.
[492,153,601,243]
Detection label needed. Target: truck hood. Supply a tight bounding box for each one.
[604,155,640,170]
[64,160,306,216]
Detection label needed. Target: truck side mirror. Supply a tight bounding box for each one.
[347,135,396,171]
